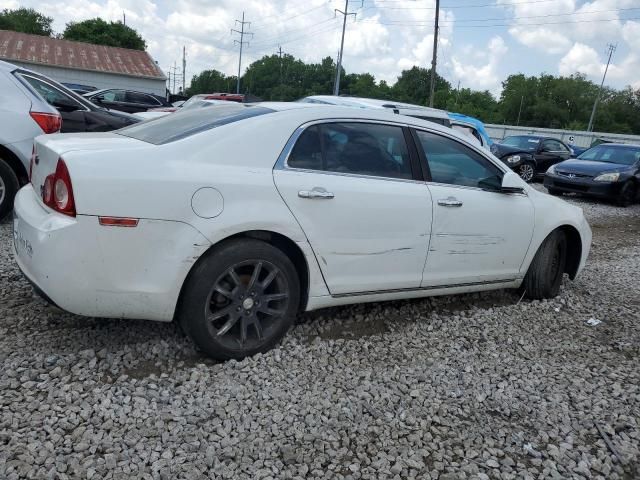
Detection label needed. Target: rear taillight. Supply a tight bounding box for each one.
[42,159,76,217]
[30,111,62,134]
[29,145,36,182]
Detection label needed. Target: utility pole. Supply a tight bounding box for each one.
[232,12,252,94]
[454,80,461,107]
[173,61,176,95]
[278,45,284,100]
[182,46,186,94]
[587,43,616,133]
[516,95,524,126]
[123,11,126,26]
[428,0,440,107]
[333,1,361,96]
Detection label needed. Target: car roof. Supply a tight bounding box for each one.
[588,143,639,148]
[302,95,450,119]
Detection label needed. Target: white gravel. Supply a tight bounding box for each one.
[1,188,639,480]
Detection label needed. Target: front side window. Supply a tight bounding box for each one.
[415,130,502,188]
[19,74,84,110]
[288,122,413,180]
[542,139,568,152]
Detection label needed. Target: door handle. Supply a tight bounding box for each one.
[437,197,463,207]
[298,188,335,199]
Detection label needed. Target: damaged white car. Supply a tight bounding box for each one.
[13,103,591,359]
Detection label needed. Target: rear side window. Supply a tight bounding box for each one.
[117,104,274,144]
[288,122,413,180]
[17,73,85,110]
[100,90,126,102]
[127,91,161,105]
[415,130,501,188]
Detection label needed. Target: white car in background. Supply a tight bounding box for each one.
[14,103,591,360]
[133,98,230,120]
[300,95,490,150]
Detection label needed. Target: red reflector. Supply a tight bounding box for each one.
[29,111,62,134]
[99,217,139,227]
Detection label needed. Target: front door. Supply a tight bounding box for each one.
[274,121,433,295]
[413,129,535,286]
[535,139,572,173]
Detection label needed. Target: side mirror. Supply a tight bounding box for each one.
[500,171,525,194]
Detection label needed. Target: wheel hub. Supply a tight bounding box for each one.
[242,297,255,310]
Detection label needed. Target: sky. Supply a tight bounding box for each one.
[2,0,639,96]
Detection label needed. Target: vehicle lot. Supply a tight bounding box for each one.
[0,187,638,479]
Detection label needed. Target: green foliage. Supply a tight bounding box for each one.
[62,18,146,50]
[191,53,640,135]
[0,7,53,36]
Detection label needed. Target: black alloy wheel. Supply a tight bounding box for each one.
[179,238,300,360]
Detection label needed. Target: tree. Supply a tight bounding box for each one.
[187,69,235,96]
[0,8,53,36]
[62,18,146,50]
[392,67,451,108]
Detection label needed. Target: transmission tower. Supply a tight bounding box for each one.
[232,12,253,94]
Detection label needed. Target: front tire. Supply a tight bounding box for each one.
[616,181,636,207]
[0,159,20,220]
[179,238,300,360]
[547,187,562,196]
[518,162,535,183]
[521,230,567,300]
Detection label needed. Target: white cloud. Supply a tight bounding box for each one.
[559,43,603,77]
[508,27,571,55]
[451,36,508,94]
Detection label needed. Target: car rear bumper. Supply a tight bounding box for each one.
[13,185,211,321]
[543,174,621,198]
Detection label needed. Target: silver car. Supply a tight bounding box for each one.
[0,60,61,219]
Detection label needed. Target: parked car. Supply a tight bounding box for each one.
[448,112,493,150]
[300,96,491,150]
[0,60,139,219]
[133,99,231,121]
[62,82,97,95]
[83,89,171,113]
[544,143,640,207]
[14,103,591,360]
[490,135,572,182]
[299,95,452,127]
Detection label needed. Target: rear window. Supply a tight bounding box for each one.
[117,104,274,145]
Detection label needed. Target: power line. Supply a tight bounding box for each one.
[232,12,253,94]
[357,16,640,28]
[252,3,330,30]
[249,17,337,47]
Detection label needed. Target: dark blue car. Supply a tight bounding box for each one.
[544,143,640,207]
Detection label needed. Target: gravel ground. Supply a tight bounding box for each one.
[1,188,639,480]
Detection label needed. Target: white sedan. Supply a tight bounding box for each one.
[13,103,591,360]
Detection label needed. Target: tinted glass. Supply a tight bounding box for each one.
[502,136,539,150]
[100,90,126,102]
[288,126,323,170]
[578,145,640,165]
[127,92,156,104]
[117,104,274,144]
[288,123,412,180]
[416,130,501,188]
[543,139,568,152]
[19,74,84,109]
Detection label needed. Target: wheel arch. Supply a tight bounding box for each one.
[0,144,28,184]
[175,229,311,320]
[559,224,582,280]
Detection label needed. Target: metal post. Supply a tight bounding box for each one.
[516,95,524,126]
[428,0,440,107]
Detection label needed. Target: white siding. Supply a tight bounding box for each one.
[485,124,640,148]
[7,60,167,96]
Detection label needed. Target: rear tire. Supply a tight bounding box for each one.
[0,159,20,221]
[616,181,636,207]
[179,238,300,360]
[521,230,567,300]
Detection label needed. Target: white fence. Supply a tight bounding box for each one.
[485,124,640,148]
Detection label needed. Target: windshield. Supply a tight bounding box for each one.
[117,104,274,144]
[578,145,640,165]
[501,136,539,151]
